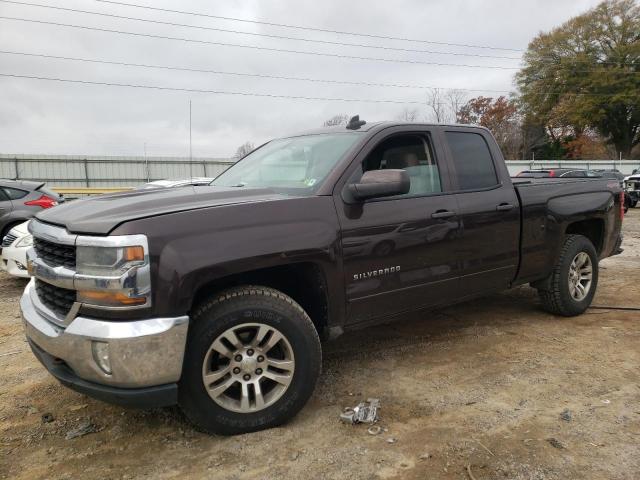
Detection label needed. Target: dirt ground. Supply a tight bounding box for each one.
[1,212,639,480]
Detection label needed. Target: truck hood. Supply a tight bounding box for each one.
[36,185,290,235]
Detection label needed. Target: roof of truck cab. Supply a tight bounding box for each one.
[286,122,489,138]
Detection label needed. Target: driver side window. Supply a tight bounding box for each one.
[359,134,442,197]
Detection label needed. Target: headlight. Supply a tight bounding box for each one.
[76,245,145,276]
[74,235,151,309]
[15,235,33,248]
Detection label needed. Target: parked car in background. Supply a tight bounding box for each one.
[0,180,63,240]
[515,169,602,178]
[136,178,214,190]
[592,169,625,182]
[624,171,640,208]
[593,170,633,210]
[1,220,31,278]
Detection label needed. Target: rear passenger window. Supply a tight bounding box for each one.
[2,187,28,200]
[445,132,498,190]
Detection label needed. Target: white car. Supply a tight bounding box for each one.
[136,178,214,190]
[1,220,31,278]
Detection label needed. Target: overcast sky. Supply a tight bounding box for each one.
[0,0,603,158]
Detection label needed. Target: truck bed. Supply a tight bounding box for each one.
[512,176,622,285]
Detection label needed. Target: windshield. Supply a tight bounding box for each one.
[211,133,361,194]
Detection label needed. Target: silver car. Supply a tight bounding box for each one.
[0,180,63,241]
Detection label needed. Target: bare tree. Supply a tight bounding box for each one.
[445,89,467,124]
[425,88,450,124]
[323,114,350,127]
[396,107,420,122]
[234,141,255,159]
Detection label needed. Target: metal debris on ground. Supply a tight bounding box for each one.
[65,420,100,440]
[41,413,54,424]
[547,437,566,450]
[560,409,572,421]
[367,425,381,435]
[386,437,397,444]
[340,398,380,425]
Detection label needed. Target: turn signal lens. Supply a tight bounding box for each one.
[123,246,144,262]
[78,290,147,306]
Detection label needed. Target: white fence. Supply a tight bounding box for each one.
[0,154,235,188]
[505,160,639,176]
[1,154,639,188]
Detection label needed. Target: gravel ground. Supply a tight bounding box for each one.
[1,211,639,480]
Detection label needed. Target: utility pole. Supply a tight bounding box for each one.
[189,100,193,180]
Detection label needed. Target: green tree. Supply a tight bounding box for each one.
[516,0,640,158]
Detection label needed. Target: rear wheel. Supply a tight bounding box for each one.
[179,286,321,435]
[537,235,598,316]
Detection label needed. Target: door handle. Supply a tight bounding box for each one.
[431,210,456,219]
[496,203,515,212]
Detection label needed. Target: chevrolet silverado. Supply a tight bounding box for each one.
[21,117,624,435]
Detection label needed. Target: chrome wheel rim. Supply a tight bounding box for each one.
[568,252,593,301]
[202,323,295,413]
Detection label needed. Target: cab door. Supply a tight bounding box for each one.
[443,129,520,295]
[334,126,462,326]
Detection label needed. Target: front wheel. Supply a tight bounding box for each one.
[179,286,322,435]
[537,235,598,316]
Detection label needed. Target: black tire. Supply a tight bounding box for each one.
[179,286,322,435]
[537,235,598,316]
[1,221,22,241]
[631,200,638,208]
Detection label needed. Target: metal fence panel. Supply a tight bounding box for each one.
[505,160,640,176]
[0,154,236,188]
[2,155,640,188]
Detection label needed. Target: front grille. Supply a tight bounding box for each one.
[1,233,17,247]
[34,237,76,269]
[35,279,76,316]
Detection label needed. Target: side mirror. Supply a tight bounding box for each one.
[347,169,410,201]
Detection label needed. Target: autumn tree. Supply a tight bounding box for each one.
[458,96,523,158]
[516,0,640,158]
[234,141,255,159]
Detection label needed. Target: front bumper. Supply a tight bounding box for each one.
[1,244,29,278]
[21,280,189,405]
[28,339,178,408]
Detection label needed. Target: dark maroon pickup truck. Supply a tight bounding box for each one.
[21,117,624,435]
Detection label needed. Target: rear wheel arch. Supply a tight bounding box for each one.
[564,219,604,255]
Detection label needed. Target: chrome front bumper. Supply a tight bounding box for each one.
[21,280,189,388]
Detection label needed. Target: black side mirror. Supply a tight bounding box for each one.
[347,169,410,201]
